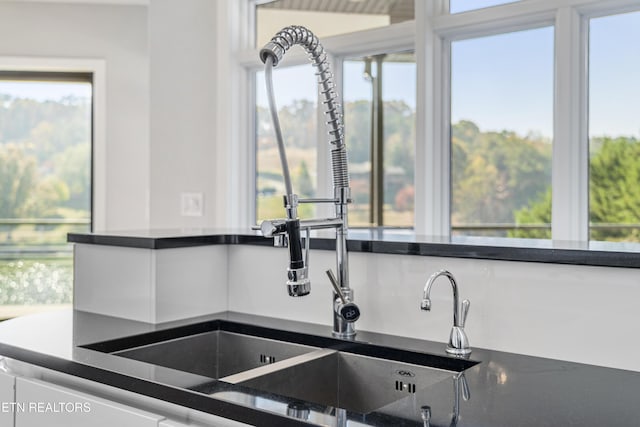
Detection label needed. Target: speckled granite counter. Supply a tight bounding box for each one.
[0,309,638,426]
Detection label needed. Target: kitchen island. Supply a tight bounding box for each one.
[0,308,637,426]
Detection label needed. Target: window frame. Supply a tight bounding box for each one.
[0,62,100,318]
[229,0,640,244]
[0,56,104,230]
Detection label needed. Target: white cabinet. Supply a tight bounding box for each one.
[160,421,191,427]
[159,417,252,427]
[15,377,165,427]
[0,370,16,426]
[4,360,252,427]
[74,243,229,323]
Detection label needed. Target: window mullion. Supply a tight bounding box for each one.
[552,6,589,242]
[415,0,450,237]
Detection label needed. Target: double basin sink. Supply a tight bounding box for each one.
[83,319,477,417]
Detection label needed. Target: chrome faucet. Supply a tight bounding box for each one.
[257,26,359,339]
[421,270,471,355]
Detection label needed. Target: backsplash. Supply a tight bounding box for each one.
[227,245,640,372]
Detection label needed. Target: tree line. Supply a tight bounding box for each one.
[3,92,638,242]
[259,99,639,241]
[0,94,91,227]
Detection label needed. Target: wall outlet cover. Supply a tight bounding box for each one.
[181,192,204,217]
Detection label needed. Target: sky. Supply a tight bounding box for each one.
[256,6,639,141]
[451,26,554,138]
[0,81,91,102]
[588,11,640,139]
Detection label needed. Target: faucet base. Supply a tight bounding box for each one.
[445,346,472,356]
[447,326,471,355]
[332,330,356,339]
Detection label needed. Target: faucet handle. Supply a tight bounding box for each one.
[326,269,347,302]
[260,219,287,237]
[326,269,360,322]
[460,299,470,328]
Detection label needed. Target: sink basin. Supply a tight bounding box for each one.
[82,321,319,379]
[84,318,478,417]
[222,348,458,414]
[113,330,318,379]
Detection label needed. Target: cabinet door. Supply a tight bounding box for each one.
[0,371,15,427]
[15,377,165,427]
[160,417,251,427]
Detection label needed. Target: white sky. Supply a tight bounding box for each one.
[0,81,91,102]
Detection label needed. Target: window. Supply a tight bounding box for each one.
[252,0,415,226]
[450,0,521,14]
[255,64,318,222]
[450,28,553,238]
[588,10,640,243]
[344,52,416,228]
[235,0,640,248]
[0,73,92,319]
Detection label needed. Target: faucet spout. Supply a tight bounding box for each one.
[421,270,471,355]
[422,270,461,326]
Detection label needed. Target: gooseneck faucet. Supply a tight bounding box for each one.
[257,26,359,339]
[421,270,471,355]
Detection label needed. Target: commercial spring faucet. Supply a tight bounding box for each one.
[257,26,359,339]
[421,270,471,355]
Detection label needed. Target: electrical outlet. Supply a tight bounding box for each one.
[181,192,204,217]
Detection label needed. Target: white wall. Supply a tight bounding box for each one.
[0,2,150,230]
[0,1,223,230]
[228,244,640,372]
[148,0,219,229]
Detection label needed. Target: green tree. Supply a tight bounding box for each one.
[0,144,37,219]
[54,143,91,212]
[277,99,317,148]
[294,160,314,198]
[0,144,70,235]
[345,100,372,164]
[511,189,551,238]
[384,100,415,177]
[514,136,640,242]
[590,137,640,241]
[451,121,551,230]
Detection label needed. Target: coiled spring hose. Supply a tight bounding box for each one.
[260,26,350,196]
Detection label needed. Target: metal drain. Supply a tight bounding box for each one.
[395,380,416,393]
[259,354,276,364]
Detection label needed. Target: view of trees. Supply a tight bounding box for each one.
[513,136,640,241]
[0,93,91,243]
[257,98,640,242]
[0,89,91,310]
[589,137,640,241]
[452,120,552,234]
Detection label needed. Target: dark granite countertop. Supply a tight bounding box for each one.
[68,229,640,268]
[0,309,638,426]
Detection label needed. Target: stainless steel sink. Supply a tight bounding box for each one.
[83,319,476,417]
[112,330,318,379]
[221,348,456,414]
